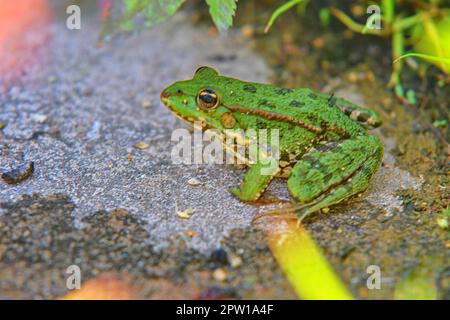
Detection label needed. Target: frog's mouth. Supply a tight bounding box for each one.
[160,90,210,129]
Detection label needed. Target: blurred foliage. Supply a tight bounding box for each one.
[100,0,449,89]
[329,0,450,89]
[394,263,439,300]
[100,0,237,38]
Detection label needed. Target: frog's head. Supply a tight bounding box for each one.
[161,66,239,131]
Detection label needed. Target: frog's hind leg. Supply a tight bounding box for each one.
[287,135,383,221]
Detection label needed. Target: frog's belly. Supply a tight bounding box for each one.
[209,130,294,178]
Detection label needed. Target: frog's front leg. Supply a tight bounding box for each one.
[287,135,383,220]
[230,160,280,202]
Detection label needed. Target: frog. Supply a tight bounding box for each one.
[160,66,384,220]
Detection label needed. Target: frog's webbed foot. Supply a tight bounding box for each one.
[230,161,280,202]
[287,135,383,221]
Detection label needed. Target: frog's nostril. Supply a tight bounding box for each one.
[161,90,171,99]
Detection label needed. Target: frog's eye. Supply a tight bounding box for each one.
[196,88,219,111]
[194,66,218,78]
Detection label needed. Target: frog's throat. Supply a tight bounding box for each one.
[224,105,323,134]
[166,107,212,130]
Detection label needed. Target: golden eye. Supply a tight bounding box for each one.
[196,88,219,111]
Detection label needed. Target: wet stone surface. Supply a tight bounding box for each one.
[0,9,295,298]
[0,13,272,251]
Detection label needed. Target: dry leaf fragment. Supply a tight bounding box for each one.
[134,142,150,150]
[176,207,194,219]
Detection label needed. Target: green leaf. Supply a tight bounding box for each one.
[205,0,238,32]
[143,0,186,29]
[394,84,404,97]
[433,120,448,128]
[410,16,450,73]
[406,89,416,105]
[319,8,330,27]
[101,0,185,39]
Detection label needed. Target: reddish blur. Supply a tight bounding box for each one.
[0,0,53,84]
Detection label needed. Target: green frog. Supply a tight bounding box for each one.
[160,66,383,220]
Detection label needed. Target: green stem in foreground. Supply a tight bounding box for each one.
[256,213,353,300]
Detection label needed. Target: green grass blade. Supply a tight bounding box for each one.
[264,0,303,33]
[393,53,450,65]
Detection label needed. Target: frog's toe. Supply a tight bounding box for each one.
[229,186,260,202]
[229,186,241,198]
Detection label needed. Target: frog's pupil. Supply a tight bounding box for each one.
[203,94,213,103]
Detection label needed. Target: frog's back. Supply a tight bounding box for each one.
[221,79,364,137]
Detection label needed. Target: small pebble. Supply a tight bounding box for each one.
[347,72,358,83]
[343,29,354,39]
[187,178,202,186]
[229,254,243,268]
[141,100,152,108]
[31,114,47,123]
[241,25,254,38]
[185,230,197,237]
[210,248,228,266]
[212,268,227,282]
[351,4,364,16]
[2,161,34,185]
[82,87,93,96]
[312,37,325,49]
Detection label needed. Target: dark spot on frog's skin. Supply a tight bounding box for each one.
[306,115,319,124]
[258,99,275,109]
[289,100,305,108]
[243,84,257,93]
[308,93,318,99]
[327,93,336,107]
[258,99,268,105]
[275,88,294,95]
[280,152,292,163]
[256,119,267,129]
